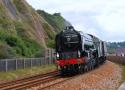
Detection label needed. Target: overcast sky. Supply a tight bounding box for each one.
[26,0,125,42]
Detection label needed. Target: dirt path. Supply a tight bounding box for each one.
[43,61,121,90]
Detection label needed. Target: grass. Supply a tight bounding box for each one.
[0,3,15,31]
[37,10,69,33]
[110,62,125,83]
[115,64,125,90]
[42,23,56,40]
[13,0,27,14]
[0,64,56,81]
[119,64,125,83]
[111,62,125,90]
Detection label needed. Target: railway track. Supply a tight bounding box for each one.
[38,70,92,90]
[38,62,106,89]
[38,61,121,90]
[0,70,60,90]
[0,62,107,90]
[39,76,74,90]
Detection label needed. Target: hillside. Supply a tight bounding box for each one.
[0,0,70,59]
[37,10,71,33]
[37,10,71,48]
[107,42,125,54]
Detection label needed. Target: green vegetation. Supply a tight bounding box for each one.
[107,42,125,54]
[47,39,55,48]
[120,64,125,83]
[42,23,55,40]
[0,64,56,81]
[37,10,71,32]
[0,1,44,58]
[0,43,15,59]
[107,47,116,54]
[0,29,43,58]
[0,4,15,31]
[0,0,71,58]
[108,42,125,49]
[38,10,71,49]
[13,0,27,14]
[115,64,125,90]
[42,23,55,48]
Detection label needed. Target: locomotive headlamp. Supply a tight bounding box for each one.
[78,51,81,57]
[56,53,59,58]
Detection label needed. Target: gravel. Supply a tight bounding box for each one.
[42,61,122,90]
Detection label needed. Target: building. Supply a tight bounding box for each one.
[116,48,125,57]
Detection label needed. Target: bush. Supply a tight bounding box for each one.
[0,30,43,58]
[34,49,45,57]
[22,39,42,57]
[47,39,55,48]
[5,36,18,47]
[0,44,16,59]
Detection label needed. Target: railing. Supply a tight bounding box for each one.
[107,56,125,65]
[0,49,56,72]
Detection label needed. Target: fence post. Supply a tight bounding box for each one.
[40,58,42,66]
[44,56,46,65]
[5,59,8,72]
[48,49,49,65]
[45,49,47,65]
[1,50,56,72]
[15,59,17,70]
[51,49,53,64]
[23,59,25,69]
[31,58,32,68]
[50,49,52,64]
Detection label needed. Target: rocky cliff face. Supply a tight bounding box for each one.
[1,0,56,47]
[0,0,71,58]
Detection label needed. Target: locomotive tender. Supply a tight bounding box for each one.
[55,26,107,74]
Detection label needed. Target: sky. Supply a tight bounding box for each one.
[26,0,125,42]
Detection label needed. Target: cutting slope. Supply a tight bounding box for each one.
[0,0,70,58]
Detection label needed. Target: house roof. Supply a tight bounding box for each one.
[116,48,125,54]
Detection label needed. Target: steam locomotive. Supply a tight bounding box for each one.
[55,26,107,75]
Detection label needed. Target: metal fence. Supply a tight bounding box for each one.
[107,56,125,65]
[0,49,56,72]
